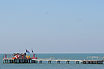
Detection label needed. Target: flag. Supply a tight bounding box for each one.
[26,49,30,53]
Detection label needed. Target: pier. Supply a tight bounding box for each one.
[3,52,104,64]
[3,58,104,64]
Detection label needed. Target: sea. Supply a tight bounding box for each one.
[0,53,104,69]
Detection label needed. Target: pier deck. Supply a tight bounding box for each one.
[3,58,104,64]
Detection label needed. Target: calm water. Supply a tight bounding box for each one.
[0,53,104,69]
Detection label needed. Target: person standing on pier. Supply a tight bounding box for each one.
[32,50,37,59]
[26,49,30,54]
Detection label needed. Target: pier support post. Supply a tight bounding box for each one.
[3,60,4,63]
[5,60,6,63]
[5,60,8,63]
[83,61,86,64]
[93,61,97,64]
[24,59,28,63]
[28,59,31,63]
[57,61,60,64]
[48,61,51,64]
[11,60,13,63]
[39,61,42,64]
[14,59,17,63]
[9,60,11,63]
[97,61,99,64]
[66,61,70,64]
[91,61,93,64]
[19,59,21,63]
[7,59,8,63]
[76,61,79,64]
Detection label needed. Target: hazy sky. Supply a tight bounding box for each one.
[0,0,104,53]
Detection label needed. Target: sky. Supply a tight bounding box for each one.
[0,0,104,53]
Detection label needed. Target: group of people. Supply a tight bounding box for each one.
[4,50,37,60]
[12,53,30,59]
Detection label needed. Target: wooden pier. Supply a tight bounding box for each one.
[3,58,104,64]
